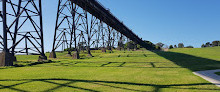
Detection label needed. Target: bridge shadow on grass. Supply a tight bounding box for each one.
[50,61,183,69]
[0,78,219,92]
[155,51,220,71]
[3,60,182,69]
[12,60,60,67]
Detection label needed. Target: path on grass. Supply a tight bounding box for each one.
[193,69,220,87]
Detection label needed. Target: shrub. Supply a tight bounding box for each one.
[205,42,211,47]
[169,45,174,49]
[125,41,136,49]
[178,43,184,48]
[212,41,220,46]
[174,45,177,48]
[185,46,194,48]
[201,44,205,48]
[156,42,164,48]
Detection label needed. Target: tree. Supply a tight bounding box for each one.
[174,45,177,48]
[178,43,184,48]
[156,42,164,48]
[141,40,159,50]
[205,42,211,47]
[212,41,220,47]
[169,45,174,49]
[185,46,194,48]
[201,44,205,48]
[64,47,75,51]
[155,46,161,50]
[125,41,136,50]
[137,44,141,49]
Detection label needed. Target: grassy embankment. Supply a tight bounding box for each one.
[0,47,220,92]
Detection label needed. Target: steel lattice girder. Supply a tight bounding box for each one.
[0,0,46,61]
[50,0,128,58]
[70,0,151,49]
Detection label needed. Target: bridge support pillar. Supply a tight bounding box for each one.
[0,0,47,63]
[87,49,93,57]
[49,51,57,58]
[38,55,47,62]
[0,52,16,66]
[65,52,72,57]
[101,47,106,52]
[72,51,80,59]
[117,46,123,51]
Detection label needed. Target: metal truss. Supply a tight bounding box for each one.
[51,0,128,58]
[79,11,100,56]
[0,0,46,66]
[0,0,154,66]
[50,0,76,58]
[0,10,3,51]
[72,0,155,50]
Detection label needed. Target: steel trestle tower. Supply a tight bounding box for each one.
[0,0,47,66]
[50,0,127,59]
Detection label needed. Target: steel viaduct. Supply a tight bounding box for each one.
[0,0,154,66]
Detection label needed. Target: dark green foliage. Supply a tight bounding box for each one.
[156,42,164,48]
[124,41,136,50]
[128,41,135,49]
[178,43,184,48]
[64,48,75,51]
[124,40,158,50]
[142,40,159,50]
[215,72,220,75]
[212,41,220,46]
[174,45,177,48]
[155,45,161,50]
[205,42,211,47]
[185,46,194,48]
[137,44,141,49]
[201,41,220,48]
[201,44,205,48]
[169,45,174,49]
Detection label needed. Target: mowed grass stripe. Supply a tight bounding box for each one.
[0,47,220,91]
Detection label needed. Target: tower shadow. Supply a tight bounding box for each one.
[0,78,218,92]
[154,51,220,71]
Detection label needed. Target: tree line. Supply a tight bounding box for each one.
[201,41,220,48]
[63,40,220,52]
[156,42,194,49]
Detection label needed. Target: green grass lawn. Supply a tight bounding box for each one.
[1,47,220,92]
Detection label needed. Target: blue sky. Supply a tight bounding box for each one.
[41,0,220,51]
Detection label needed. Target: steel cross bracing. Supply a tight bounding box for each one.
[50,0,127,58]
[0,0,47,66]
[0,0,145,66]
[70,0,152,49]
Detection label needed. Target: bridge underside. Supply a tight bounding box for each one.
[0,0,155,66]
[71,0,149,48]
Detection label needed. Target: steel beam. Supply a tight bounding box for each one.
[2,0,7,52]
[71,0,154,49]
[0,0,47,66]
[51,0,153,59]
[0,0,14,66]
[50,0,80,59]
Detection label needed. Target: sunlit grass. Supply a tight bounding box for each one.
[1,47,220,91]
